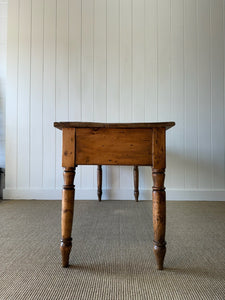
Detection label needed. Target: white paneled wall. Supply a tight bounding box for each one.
[4,0,225,200]
[0,0,7,168]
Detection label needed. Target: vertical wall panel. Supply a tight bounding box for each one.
[30,0,44,188]
[94,0,107,122]
[68,0,81,121]
[120,0,132,123]
[210,0,225,189]
[17,0,31,188]
[107,0,120,123]
[224,0,225,190]
[197,0,212,189]
[132,0,145,122]
[184,0,198,189]
[43,0,56,189]
[170,0,185,189]
[5,0,18,188]
[81,0,94,122]
[0,1,7,171]
[157,0,171,121]
[144,0,158,122]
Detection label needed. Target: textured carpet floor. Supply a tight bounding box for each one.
[0,200,224,300]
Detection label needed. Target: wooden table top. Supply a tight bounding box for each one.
[54,121,175,130]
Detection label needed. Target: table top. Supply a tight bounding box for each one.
[54,121,175,130]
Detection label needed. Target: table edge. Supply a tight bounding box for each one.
[54,121,175,130]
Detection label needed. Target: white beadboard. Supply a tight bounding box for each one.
[210,0,225,189]
[0,1,7,170]
[197,0,212,189]
[30,0,44,188]
[3,0,225,200]
[17,0,31,188]
[170,0,185,189]
[184,0,198,189]
[42,0,56,189]
[5,0,17,189]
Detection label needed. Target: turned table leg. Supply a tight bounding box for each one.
[152,168,166,270]
[97,165,102,201]
[60,167,76,267]
[133,166,139,202]
[152,127,166,270]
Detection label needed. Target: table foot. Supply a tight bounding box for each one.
[60,238,72,267]
[153,240,166,270]
[134,192,139,202]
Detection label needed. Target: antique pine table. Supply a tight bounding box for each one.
[54,121,175,270]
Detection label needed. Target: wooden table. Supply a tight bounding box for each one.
[54,121,175,270]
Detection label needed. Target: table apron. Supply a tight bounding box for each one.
[75,128,153,166]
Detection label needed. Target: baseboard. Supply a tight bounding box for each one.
[3,188,225,201]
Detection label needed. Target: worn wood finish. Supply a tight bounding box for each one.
[62,128,76,168]
[61,128,76,267]
[55,121,175,269]
[133,166,139,202]
[76,128,152,165]
[152,168,166,270]
[97,165,102,201]
[152,128,166,169]
[54,121,175,130]
[152,127,166,270]
[61,167,75,267]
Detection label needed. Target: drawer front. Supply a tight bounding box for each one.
[76,128,152,166]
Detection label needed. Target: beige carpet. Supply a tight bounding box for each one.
[0,200,224,300]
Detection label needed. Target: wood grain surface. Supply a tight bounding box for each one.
[75,128,153,165]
